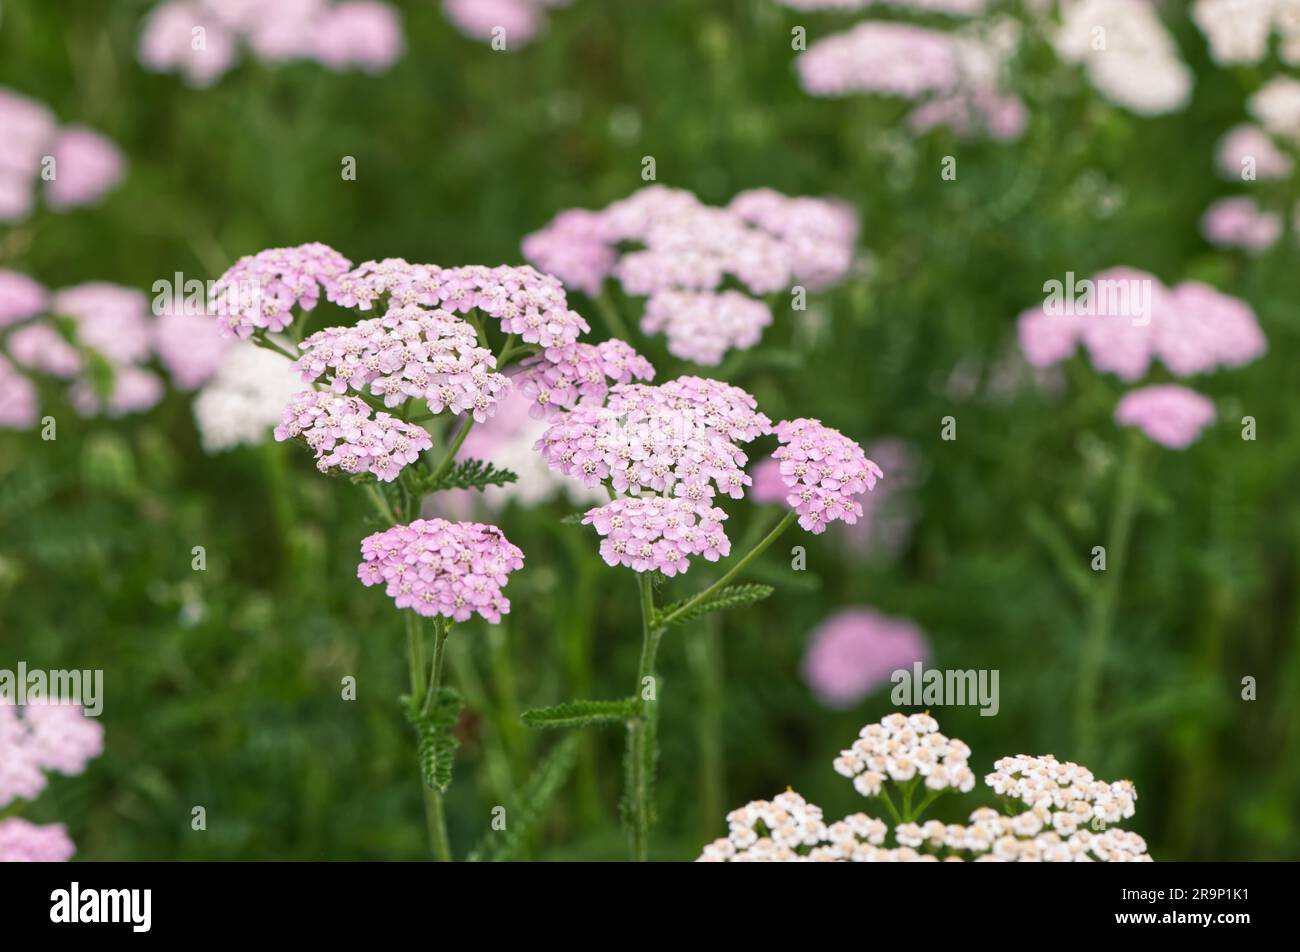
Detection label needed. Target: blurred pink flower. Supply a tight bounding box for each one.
[0,356,38,429]
[0,270,48,327]
[1200,197,1283,253]
[154,310,233,390]
[71,366,166,418]
[1114,383,1216,449]
[44,127,126,211]
[313,1,405,72]
[0,819,76,862]
[802,607,930,709]
[908,89,1028,142]
[7,323,84,379]
[1215,124,1294,181]
[0,87,125,221]
[442,0,543,46]
[1017,269,1266,381]
[139,2,239,87]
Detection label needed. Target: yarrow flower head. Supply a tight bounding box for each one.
[835,711,976,796]
[0,86,125,223]
[0,702,104,811]
[357,518,525,622]
[1016,269,1267,382]
[516,338,655,419]
[1054,0,1192,116]
[581,495,730,576]
[537,376,769,502]
[0,270,49,327]
[328,260,590,348]
[771,418,883,533]
[802,607,930,709]
[211,242,353,338]
[139,0,405,87]
[699,712,1150,862]
[194,341,302,452]
[296,307,510,420]
[274,390,434,482]
[1200,197,1283,253]
[523,186,859,364]
[0,818,77,862]
[1114,384,1216,450]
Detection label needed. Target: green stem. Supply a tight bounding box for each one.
[659,509,799,628]
[365,484,398,526]
[251,333,298,362]
[595,287,633,341]
[627,572,663,861]
[427,415,476,485]
[1076,431,1143,761]
[688,616,725,842]
[407,612,453,862]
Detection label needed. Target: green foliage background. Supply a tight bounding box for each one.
[2,0,1298,860]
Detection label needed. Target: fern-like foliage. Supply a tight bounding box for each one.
[419,458,518,494]
[468,735,580,862]
[653,583,774,628]
[404,686,463,793]
[520,698,639,729]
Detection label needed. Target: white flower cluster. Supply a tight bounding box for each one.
[1193,0,1300,67]
[1053,0,1192,116]
[832,711,976,796]
[698,713,1151,862]
[193,342,302,452]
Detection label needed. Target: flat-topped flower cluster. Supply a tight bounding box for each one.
[523,185,859,364]
[698,712,1151,862]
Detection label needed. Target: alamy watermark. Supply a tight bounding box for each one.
[890,663,999,717]
[1042,271,1153,326]
[0,663,103,715]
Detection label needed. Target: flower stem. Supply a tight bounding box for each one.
[407,611,453,862]
[595,287,633,341]
[626,571,663,861]
[426,415,476,485]
[659,509,799,628]
[251,332,299,362]
[1076,430,1143,761]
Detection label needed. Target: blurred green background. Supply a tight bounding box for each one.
[2,0,1298,860]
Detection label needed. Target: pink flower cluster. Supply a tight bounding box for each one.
[777,0,986,11]
[752,437,915,555]
[1017,269,1267,381]
[0,273,173,428]
[581,495,730,576]
[516,339,655,419]
[0,86,125,223]
[154,309,233,390]
[522,186,859,364]
[793,21,1025,141]
[274,390,433,482]
[537,376,773,505]
[1201,197,1283,254]
[442,0,572,47]
[357,518,525,622]
[329,259,590,348]
[295,307,510,420]
[140,0,405,87]
[0,702,104,810]
[1200,84,1300,255]
[0,818,76,862]
[211,242,353,338]
[641,290,773,368]
[802,607,930,709]
[771,418,884,533]
[608,376,775,444]
[1114,384,1216,450]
